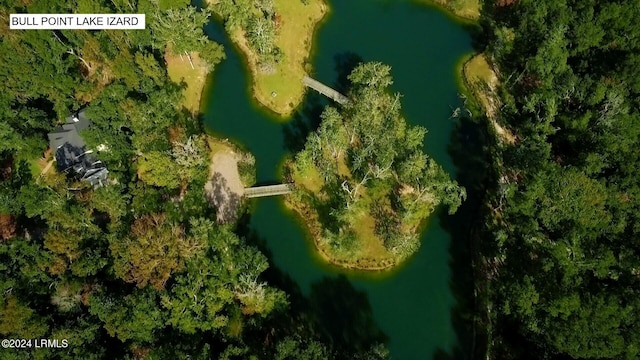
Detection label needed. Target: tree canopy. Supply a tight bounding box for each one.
[478,0,640,358]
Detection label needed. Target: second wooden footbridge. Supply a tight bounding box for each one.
[244,183,295,198]
[303,76,350,105]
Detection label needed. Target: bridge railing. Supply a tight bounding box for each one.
[244,183,294,198]
[302,76,349,105]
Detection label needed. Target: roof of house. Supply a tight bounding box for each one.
[83,167,109,188]
[47,111,91,152]
[47,111,108,188]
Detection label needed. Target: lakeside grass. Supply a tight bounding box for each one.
[421,0,481,21]
[206,136,233,158]
[464,54,496,87]
[285,199,401,271]
[210,0,327,117]
[165,50,210,115]
[350,210,396,264]
[462,54,517,144]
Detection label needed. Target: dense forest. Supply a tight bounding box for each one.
[0,0,388,358]
[289,62,465,269]
[477,0,640,358]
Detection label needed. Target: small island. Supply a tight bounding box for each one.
[287,62,466,270]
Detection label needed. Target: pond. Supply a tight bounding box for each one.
[203,0,473,358]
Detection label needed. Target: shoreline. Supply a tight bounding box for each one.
[284,197,403,271]
[458,53,516,145]
[419,0,481,23]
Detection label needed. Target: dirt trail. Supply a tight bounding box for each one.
[204,149,244,224]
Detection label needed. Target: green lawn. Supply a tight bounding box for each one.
[464,53,496,85]
[291,161,403,270]
[463,54,518,144]
[423,0,481,20]
[166,50,210,115]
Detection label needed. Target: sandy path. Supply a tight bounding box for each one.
[40,159,54,176]
[204,149,244,224]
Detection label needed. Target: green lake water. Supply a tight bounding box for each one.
[203,1,473,358]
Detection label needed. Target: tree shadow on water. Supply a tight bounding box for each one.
[282,91,325,153]
[236,213,388,357]
[235,211,307,311]
[309,275,388,355]
[435,115,498,360]
[333,52,364,94]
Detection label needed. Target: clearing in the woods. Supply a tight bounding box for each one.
[425,0,481,20]
[463,53,517,144]
[166,50,210,114]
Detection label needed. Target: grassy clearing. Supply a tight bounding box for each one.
[289,163,404,271]
[462,53,497,118]
[285,196,400,271]
[463,54,517,144]
[293,161,393,267]
[165,50,210,115]
[464,54,496,85]
[21,149,54,179]
[292,164,324,193]
[422,0,481,21]
[350,211,394,262]
[222,0,327,117]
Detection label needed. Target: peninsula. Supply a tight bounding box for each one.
[208,0,326,116]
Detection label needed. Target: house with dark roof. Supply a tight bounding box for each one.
[47,111,108,188]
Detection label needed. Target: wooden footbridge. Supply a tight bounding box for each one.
[244,183,294,198]
[303,76,349,105]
